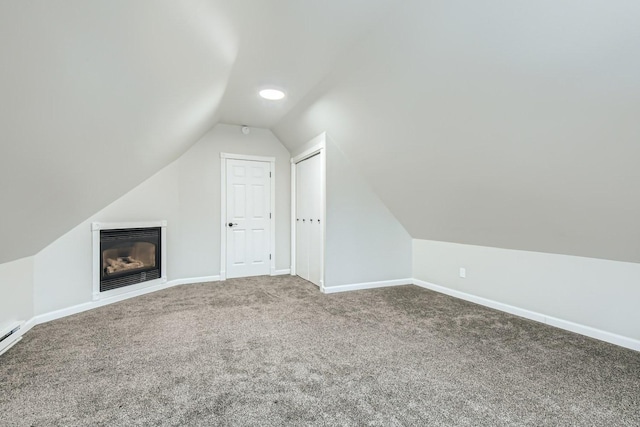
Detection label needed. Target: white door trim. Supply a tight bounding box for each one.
[290,133,327,290]
[220,153,276,280]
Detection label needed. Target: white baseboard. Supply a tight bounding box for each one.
[0,276,221,357]
[411,279,547,323]
[412,278,640,352]
[322,278,412,294]
[167,275,220,286]
[32,276,221,329]
[272,269,291,276]
[5,274,637,356]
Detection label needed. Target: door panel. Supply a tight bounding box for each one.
[226,159,271,278]
[307,154,322,285]
[251,229,266,263]
[295,159,309,281]
[232,230,246,265]
[232,185,246,218]
[252,185,265,218]
[295,154,322,286]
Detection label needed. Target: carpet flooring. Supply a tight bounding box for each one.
[1,276,639,426]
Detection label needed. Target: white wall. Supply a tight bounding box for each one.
[0,257,34,330]
[413,239,640,342]
[34,124,291,315]
[34,164,181,314]
[173,124,292,278]
[324,137,412,287]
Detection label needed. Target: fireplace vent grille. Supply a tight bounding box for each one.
[100,269,161,292]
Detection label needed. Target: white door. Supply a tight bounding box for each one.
[296,158,310,281]
[226,159,271,278]
[307,154,322,285]
[295,153,322,286]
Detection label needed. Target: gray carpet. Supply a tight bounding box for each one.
[1,276,639,426]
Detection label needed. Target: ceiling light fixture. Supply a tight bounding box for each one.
[259,88,285,100]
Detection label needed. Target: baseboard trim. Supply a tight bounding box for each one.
[6,275,637,356]
[32,276,221,328]
[412,278,640,352]
[322,278,412,294]
[411,279,547,323]
[272,269,291,276]
[167,275,221,286]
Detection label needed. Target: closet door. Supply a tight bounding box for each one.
[295,159,310,281]
[306,154,322,286]
[295,153,322,287]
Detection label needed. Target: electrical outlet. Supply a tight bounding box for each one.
[459,267,466,278]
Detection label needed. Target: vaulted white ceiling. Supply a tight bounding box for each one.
[1,0,639,264]
[274,0,640,263]
[0,0,393,263]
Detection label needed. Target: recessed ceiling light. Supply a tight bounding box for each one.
[259,88,285,100]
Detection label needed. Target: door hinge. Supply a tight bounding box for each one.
[269,254,272,260]
[269,212,272,219]
[269,172,272,178]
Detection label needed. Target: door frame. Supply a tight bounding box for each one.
[220,153,276,280]
[290,133,326,291]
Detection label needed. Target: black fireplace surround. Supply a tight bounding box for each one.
[100,227,161,292]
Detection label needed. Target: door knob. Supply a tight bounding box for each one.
[228,222,238,227]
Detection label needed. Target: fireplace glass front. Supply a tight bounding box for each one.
[100,227,161,292]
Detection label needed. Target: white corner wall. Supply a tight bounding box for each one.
[324,136,412,287]
[34,124,291,316]
[0,257,34,330]
[413,239,640,345]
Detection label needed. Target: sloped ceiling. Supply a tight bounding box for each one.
[274,0,640,263]
[2,1,639,265]
[0,0,393,263]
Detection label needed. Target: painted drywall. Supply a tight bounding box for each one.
[34,124,291,315]
[0,257,34,331]
[0,0,394,265]
[274,0,640,263]
[172,124,292,278]
[323,137,412,287]
[0,0,237,264]
[413,239,640,341]
[34,164,181,314]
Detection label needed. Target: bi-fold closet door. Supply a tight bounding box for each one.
[295,153,322,286]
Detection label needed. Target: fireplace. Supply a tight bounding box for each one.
[92,221,167,299]
[100,227,161,292]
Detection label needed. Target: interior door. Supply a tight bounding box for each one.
[226,159,271,278]
[295,153,322,286]
[295,158,310,281]
[306,154,322,285]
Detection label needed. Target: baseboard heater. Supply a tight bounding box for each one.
[0,321,25,356]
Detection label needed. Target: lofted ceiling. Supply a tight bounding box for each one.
[273,0,640,263]
[0,0,393,263]
[1,0,639,264]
